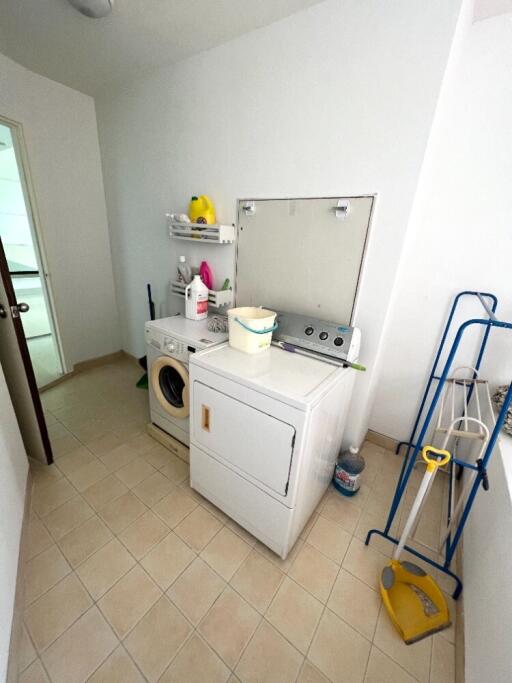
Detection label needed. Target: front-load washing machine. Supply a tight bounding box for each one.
[189,312,361,558]
[145,315,228,446]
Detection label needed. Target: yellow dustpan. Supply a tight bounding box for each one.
[380,446,451,644]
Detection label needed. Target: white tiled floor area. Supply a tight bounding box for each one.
[17,357,457,682]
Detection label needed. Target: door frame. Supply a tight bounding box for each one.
[0,236,53,463]
[0,114,67,376]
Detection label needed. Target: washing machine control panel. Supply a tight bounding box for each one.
[144,326,194,363]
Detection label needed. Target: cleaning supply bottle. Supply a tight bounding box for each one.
[199,261,214,290]
[177,255,192,284]
[188,195,216,224]
[185,275,209,320]
[333,446,365,496]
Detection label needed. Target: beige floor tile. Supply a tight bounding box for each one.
[364,646,417,683]
[98,565,161,638]
[18,624,37,672]
[66,459,110,492]
[200,498,230,523]
[309,609,371,683]
[51,432,82,458]
[143,444,176,469]
[320,491,363,534]
[254,538,304,573]
[18,659,49,683]
[201,527,252,580]
[126,432,159,455]
[228,676,242,683]
[231,549,284,614]
[31,477,76,517]
[266,577,323,654]
[174,505,223,552]
[141,531,195,590]
[26,515,54,561]
[288,542,339,603]
[307,516,352,564]
[42,496,94,541]
[119,511,169,560]
[328,568,380,640]
[98,491,147,534]
[235,619,303,683]
[199,587,260,669]
[25,573,92,652]
[76,538,136,599]
[353,510,396,558]
[87,645,145,683]
[132,471,175,507]
[87,431,124,456]
[58,515,112,568]
[226,518,258,546]
[439,592,456,644]
[41,606,118,683]
[430,634,455,683]
[153,488,197,528]
[373,607,432,683]
[55,447,97,477]
[160,633,230,683]
[299,512,318,541]
[160,453,189,484]
[82,474,128,511]
[168,557,225,625]
[115,457,156,488]
[124,596,192,682]
[24,545,71,605]
[342,537,388,590]
[297,660,330,683]
[100,443,140,472]
[29,462,63,490]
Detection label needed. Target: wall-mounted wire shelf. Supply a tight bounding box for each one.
[166,215,235,244]
[170,281,233,307]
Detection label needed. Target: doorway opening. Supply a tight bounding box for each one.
[0,121,64,387]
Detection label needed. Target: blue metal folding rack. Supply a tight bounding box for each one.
[366,291,512,599]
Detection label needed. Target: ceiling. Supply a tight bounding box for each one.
[0,0,324,96]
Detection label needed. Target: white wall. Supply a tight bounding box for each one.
[371,13,512,441]
[0,54,120,369]
[96,0,463,446]
[370,12,512,683]
[0,362,28,682]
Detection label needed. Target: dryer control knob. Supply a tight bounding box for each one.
[166,343,176,353]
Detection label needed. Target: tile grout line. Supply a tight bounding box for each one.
[36,379,449,683]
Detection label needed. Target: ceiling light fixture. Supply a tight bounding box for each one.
[68,0,113,19]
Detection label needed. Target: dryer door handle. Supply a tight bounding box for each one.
[201,404,211,432]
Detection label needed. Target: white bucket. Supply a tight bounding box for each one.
[227,307,277,354]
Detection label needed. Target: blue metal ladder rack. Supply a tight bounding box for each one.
[366,291,512,599]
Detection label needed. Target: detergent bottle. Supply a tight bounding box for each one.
[333,446,365,496]
[185,275,209,320]
[188,195,216,224]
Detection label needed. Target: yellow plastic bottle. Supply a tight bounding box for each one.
[188,195,216,224]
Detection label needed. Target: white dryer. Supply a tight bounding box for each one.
[145,315,227,446]
[189,315,361,559]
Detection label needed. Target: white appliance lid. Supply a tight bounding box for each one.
[191,343,347,407]
[145,315,228,347]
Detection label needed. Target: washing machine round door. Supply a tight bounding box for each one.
[150,356,189,419]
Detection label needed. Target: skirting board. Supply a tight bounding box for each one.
[146,423,190,464]
[39,350,127,392]
[365,429,399,452]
